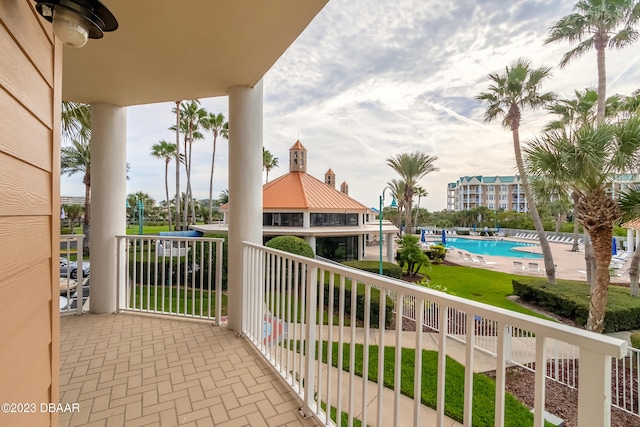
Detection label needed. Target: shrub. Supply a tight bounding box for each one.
[424,245,446,264]
[342,260,402,279]
[512,278,640,333]
[396,234,429,275]
[631,332,640,349]
[266,236,314,258]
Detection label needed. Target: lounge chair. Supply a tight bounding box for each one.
[476,255,497,266]
[527,262,543,274]
[512,261,525,272]
[457,251,466,262]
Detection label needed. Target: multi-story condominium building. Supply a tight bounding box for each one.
[447,174,640,212]
[447,176,528,212]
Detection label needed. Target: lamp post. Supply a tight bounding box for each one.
[379,187,398,275]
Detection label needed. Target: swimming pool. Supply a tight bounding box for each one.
[445,237,542,259]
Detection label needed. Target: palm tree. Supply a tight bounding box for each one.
[61,101,91,143]
[477,57,557,284]
[525,117,640,332]
[263,148,279,183]
[171,100,206,226]
[61,139,91,252]
[150,140,177,231]
[387,179,406,230]
[413,186,428,227]
[173,101,182,230]
[63,204,84,234]
[218,189,229,205]
[545,0,640,125]
[201,113,229,223]
[618,187,640,297]
[386,152,438,233]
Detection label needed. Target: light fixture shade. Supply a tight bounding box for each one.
[35,0,118,47]
[52,7,89,47]
[389,197,398,208]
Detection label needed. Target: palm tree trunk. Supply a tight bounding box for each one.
[571,220,579,252]
[585,225,613,333]
[414,196,421,228]
[165,159,172,231]
[404,199,413,234]
[183,138,189,227]
[175,101,181,231]
[628,242,640,297]
[208,137,217,224]
[596,45,607,126]
[512,126,556,284]
[584,233,596,293]
[83,175,91,255]
[188,140,196,223]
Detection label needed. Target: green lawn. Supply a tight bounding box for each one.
[419,264,550,319]
[295,341,552,427]
[129,284,227,317]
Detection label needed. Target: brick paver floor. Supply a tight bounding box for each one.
[59,313,319,427]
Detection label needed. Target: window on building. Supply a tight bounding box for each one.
[488,185,494,191]
[488,194,494,200]
[500,185,507,192]
[263,212,303,227]
[316,236,358,262]
[311,213,358,227]
[488,203,494,209]
[499,203,507,210]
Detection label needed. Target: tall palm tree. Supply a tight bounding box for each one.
[61,139,91,252]
[525,117,640,332]
[545,0,640,125]
[413,186,428,227]
[263,148,279,183]
[62,204,84,234]
[172,100,206,226]
[386,152,438,233]
[477,57,557,284]
[218,189,229,205]
[173,100,182,230]
[150,140,177,231]
[201,113,229,223]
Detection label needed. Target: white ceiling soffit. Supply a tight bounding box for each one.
[61,0,328,106]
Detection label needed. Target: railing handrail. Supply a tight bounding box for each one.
[243,241,627,359]
[116,234,223,243]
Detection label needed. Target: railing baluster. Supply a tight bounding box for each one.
[361,283,371,427]
[326,270,335,425]
[463,310,475,427]
[436,304,448,426]
[337,275,345,427]
[394,291,403,427]
[302,265,318,418]
[413,297,424,426]
[533,335,546,427]
[495,322,507,427]
[348,277,357,427]
[376,288,386,427]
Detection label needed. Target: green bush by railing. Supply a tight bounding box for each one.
[512,278,640,333]
[631,332,640,349]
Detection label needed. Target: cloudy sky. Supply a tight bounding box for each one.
[61,0,640,211]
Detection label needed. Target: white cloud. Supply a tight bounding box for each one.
[62,0,640,212]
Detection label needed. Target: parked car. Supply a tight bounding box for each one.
[60,257,90,279]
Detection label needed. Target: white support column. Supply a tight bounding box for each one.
[627,228,634,252]
[90,103,127,313]
[357,234,364,260]
[303,211,310,228]
[386,233,394,263]
[305,236,316,255]
[228,81,263,333]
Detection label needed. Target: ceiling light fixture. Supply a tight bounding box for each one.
[35,0,118,48]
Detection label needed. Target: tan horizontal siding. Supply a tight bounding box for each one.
[0,152,51,216]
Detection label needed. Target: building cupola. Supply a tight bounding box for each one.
[325,168,335,188]
[289,140,307,172]
[340,181,349,195]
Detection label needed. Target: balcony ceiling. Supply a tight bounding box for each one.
[61,0,327,106]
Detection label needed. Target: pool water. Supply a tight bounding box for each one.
[445,237,542,259]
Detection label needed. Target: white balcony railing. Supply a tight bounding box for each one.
[242,242,627,427]
[116,235,225,323]
[60,235,86,315]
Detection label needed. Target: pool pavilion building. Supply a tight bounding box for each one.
[194,140,399,262]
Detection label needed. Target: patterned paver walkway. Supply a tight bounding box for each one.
[59,313,318,427]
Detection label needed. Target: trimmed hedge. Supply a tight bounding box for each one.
[342,260,402,279]
[266,236,314,258]
[631,332,640,349]
[512,278,640,333]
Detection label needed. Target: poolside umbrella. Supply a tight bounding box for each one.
[441,229,447,245]
[612,237,617,255]
[420,229,426,243]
